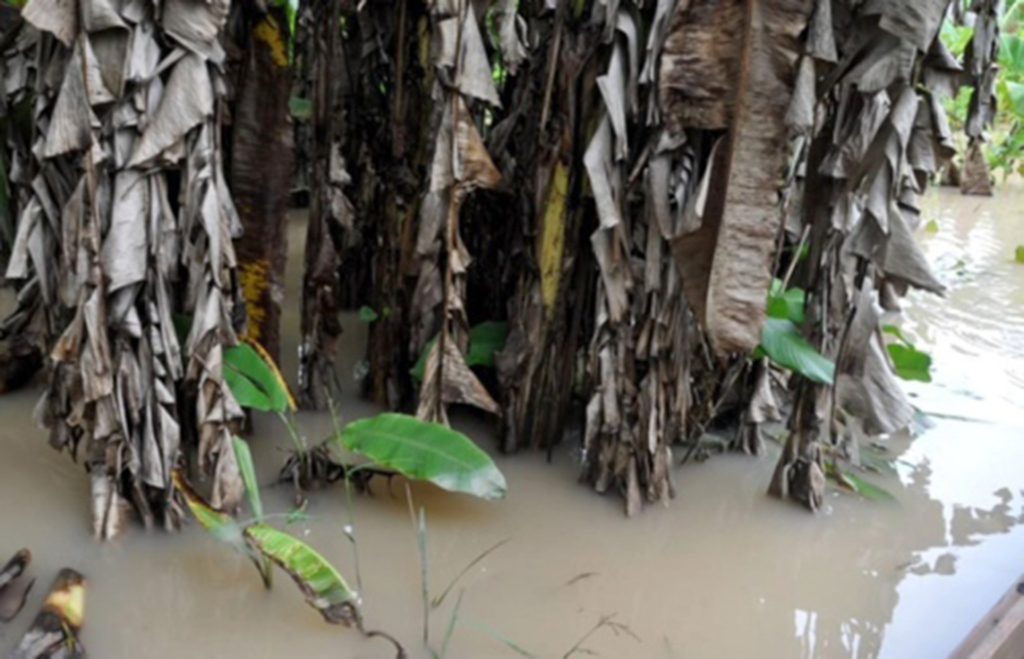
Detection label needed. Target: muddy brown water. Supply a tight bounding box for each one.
[1,188,1022,658]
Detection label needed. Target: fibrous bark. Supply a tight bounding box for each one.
[298,0,346,409]
[960,0,999,196]
[495,2,597,453]
[412,0,504,425]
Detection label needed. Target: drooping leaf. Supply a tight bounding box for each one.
[837,293,915,436]
[416,341,501,419]
[760,318,835,385]
[333,413,507,500]
[128,54,214,166]
[224,340,296,413]
[666,0,814,355]
[243,524,360,626]
[172,469,247,547]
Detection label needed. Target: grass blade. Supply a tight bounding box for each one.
[439,590,465,658]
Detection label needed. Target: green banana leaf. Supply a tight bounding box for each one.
[333,414,507,500]
[244,524,361,627]
[767,279,805,324]
[465,321,508,369]
[759,318,836,385]
[223,341,295,413]
[882,325,933,383]
[411,322,509,381]
[886,344,933,383]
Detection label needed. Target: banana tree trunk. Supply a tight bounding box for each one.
[230,3,295,363]
[3,0,247,537]
[299,0,345,409]
[495,2,596,454]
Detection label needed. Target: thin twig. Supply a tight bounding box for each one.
[540,16,564,132]
[564,571,599,587]
[562,613,639,659]
[432,538,511,608]
[781,224,811,291]
[361,627,408,659]
[680,363,744,466]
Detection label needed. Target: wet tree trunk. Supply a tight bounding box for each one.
[358,1,429,411]
[229,3,295,363]
[961,0,999,197]
[2,0,248,537]
[495,2,598,454]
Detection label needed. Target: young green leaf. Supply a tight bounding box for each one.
[759,318,835,385]
[358,306,380,323]
[333,414,507,500]
[767,279,806,324]
[1015,245,1024,264]
[466,321,508,369]
[881,324,913,345]
[887,344,933,383]
[224,341,296,413]
[412,322,509,381]
[288,96,312,120]
[882,325,933,382]
[244,524,361,626]
[223,366,274,411]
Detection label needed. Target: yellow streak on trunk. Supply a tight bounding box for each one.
[254,15,289,69]
[539,161,569,315]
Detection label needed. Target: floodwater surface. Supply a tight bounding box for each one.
[1,188,1022,658]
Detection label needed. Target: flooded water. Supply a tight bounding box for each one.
[1,188,1022,658]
